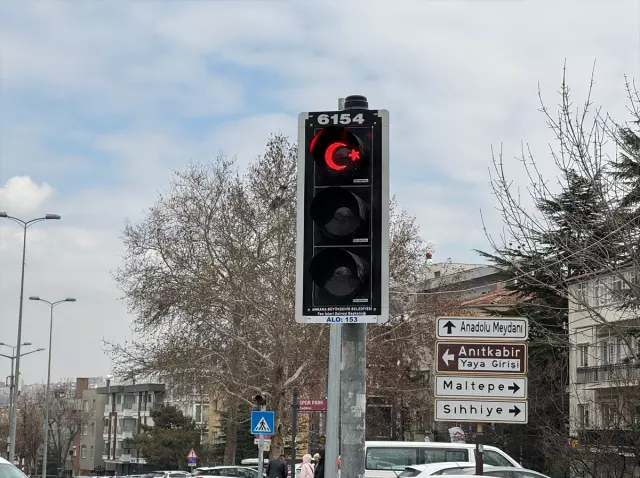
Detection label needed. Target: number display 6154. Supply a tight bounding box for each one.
[317,113,365,126]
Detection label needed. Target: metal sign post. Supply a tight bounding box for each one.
[256,405,266,478]
[434,316,530,476]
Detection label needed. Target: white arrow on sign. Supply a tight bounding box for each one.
[434,399,528,424]
[435,375,528,399]
[442,349,455,366]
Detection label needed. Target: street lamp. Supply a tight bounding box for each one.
[0,342,45,456]
[0,212,61,463]
[29,296,76,478]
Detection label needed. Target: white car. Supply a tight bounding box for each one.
[399,463,494,476]
[0,457,28,478]
[435,466,550,477]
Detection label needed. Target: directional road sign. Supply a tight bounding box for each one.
[251,410,275,435]
[298,399,328,412]
[435,375,528,399]
[437,316,528,340]
[435,399,528,424]
[435,341,527,375]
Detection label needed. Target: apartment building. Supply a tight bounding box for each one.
[77,386,108,474]
[568,270,640,453]
[97,382,166,475]
[165,388,210,444]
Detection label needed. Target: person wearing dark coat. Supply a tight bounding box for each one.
[313,450,325,478]
[266,455,288,478]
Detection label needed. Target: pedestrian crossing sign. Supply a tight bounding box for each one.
[251,410,275,435]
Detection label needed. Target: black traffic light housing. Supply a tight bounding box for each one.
[254,393,267,407]
[295,96,389,324]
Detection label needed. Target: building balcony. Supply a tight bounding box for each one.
[576,362,640,385]
[117,426,136,438]
[578,427,640,450]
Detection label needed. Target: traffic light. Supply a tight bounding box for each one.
[254,393,267,407]
[295,95,389,324]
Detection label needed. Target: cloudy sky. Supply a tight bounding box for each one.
[0,0,638,383]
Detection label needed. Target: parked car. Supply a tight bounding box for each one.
[365,441,521,478]
[0,458,28,478]
[399,463,494,476]
[192,466,267,478]
[436,466,550,477]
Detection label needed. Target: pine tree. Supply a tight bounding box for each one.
[476,167,608,472]
[611,127,640,216]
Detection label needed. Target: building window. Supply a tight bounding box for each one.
[83,400,89,412]
[90,446,94,459]
[578,404,589,428]
[72,446,77,457]
[117,395,122,404]
[81,445,87,459]
[82,424,88,436]
[195,404,202,422]
[578,344,589,367]
[91,422,95,435]
[595,280,609,306]
[92,399,96,411]
[601,341,615,365]
[601,402,616,427]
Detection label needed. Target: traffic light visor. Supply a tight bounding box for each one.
[254,394,266,405]
[310,187,367,239]
[309,249,369,298]
[310,127,365,175]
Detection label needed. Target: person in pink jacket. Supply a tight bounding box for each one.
[300,454,314,478]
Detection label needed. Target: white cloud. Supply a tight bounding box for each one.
[0,176,56,214]
[0,0,638,382]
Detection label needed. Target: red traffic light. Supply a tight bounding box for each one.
[310,127,366,175]
[254,394,267,406]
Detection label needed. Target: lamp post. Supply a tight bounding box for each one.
[0,212,61,463]
[29,296,76,478]
[0,343,45,458]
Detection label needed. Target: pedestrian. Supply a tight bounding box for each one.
[313,450,325,478]
[266,455,288,478]
[300,454,314,478]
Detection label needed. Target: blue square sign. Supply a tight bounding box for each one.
[251,410,275,435]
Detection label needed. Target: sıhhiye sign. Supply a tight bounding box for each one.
[436,316,528,340]
[434,399,528,424]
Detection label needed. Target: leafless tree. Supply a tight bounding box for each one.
[37,382,87,478]
[16,392,43,475]
[482,64,640,472]
[107,133,435,460]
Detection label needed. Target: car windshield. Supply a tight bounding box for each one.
[0,464,28,478]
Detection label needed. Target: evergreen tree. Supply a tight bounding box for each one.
[477,167,608,472]
[611,126,640,216]
[214,405,256,465]
[129,404,202,470]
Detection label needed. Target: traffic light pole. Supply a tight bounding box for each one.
[339,97,368,478]
[257,404,266,478]
[340,324,367,478]
[323,97,345,478]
